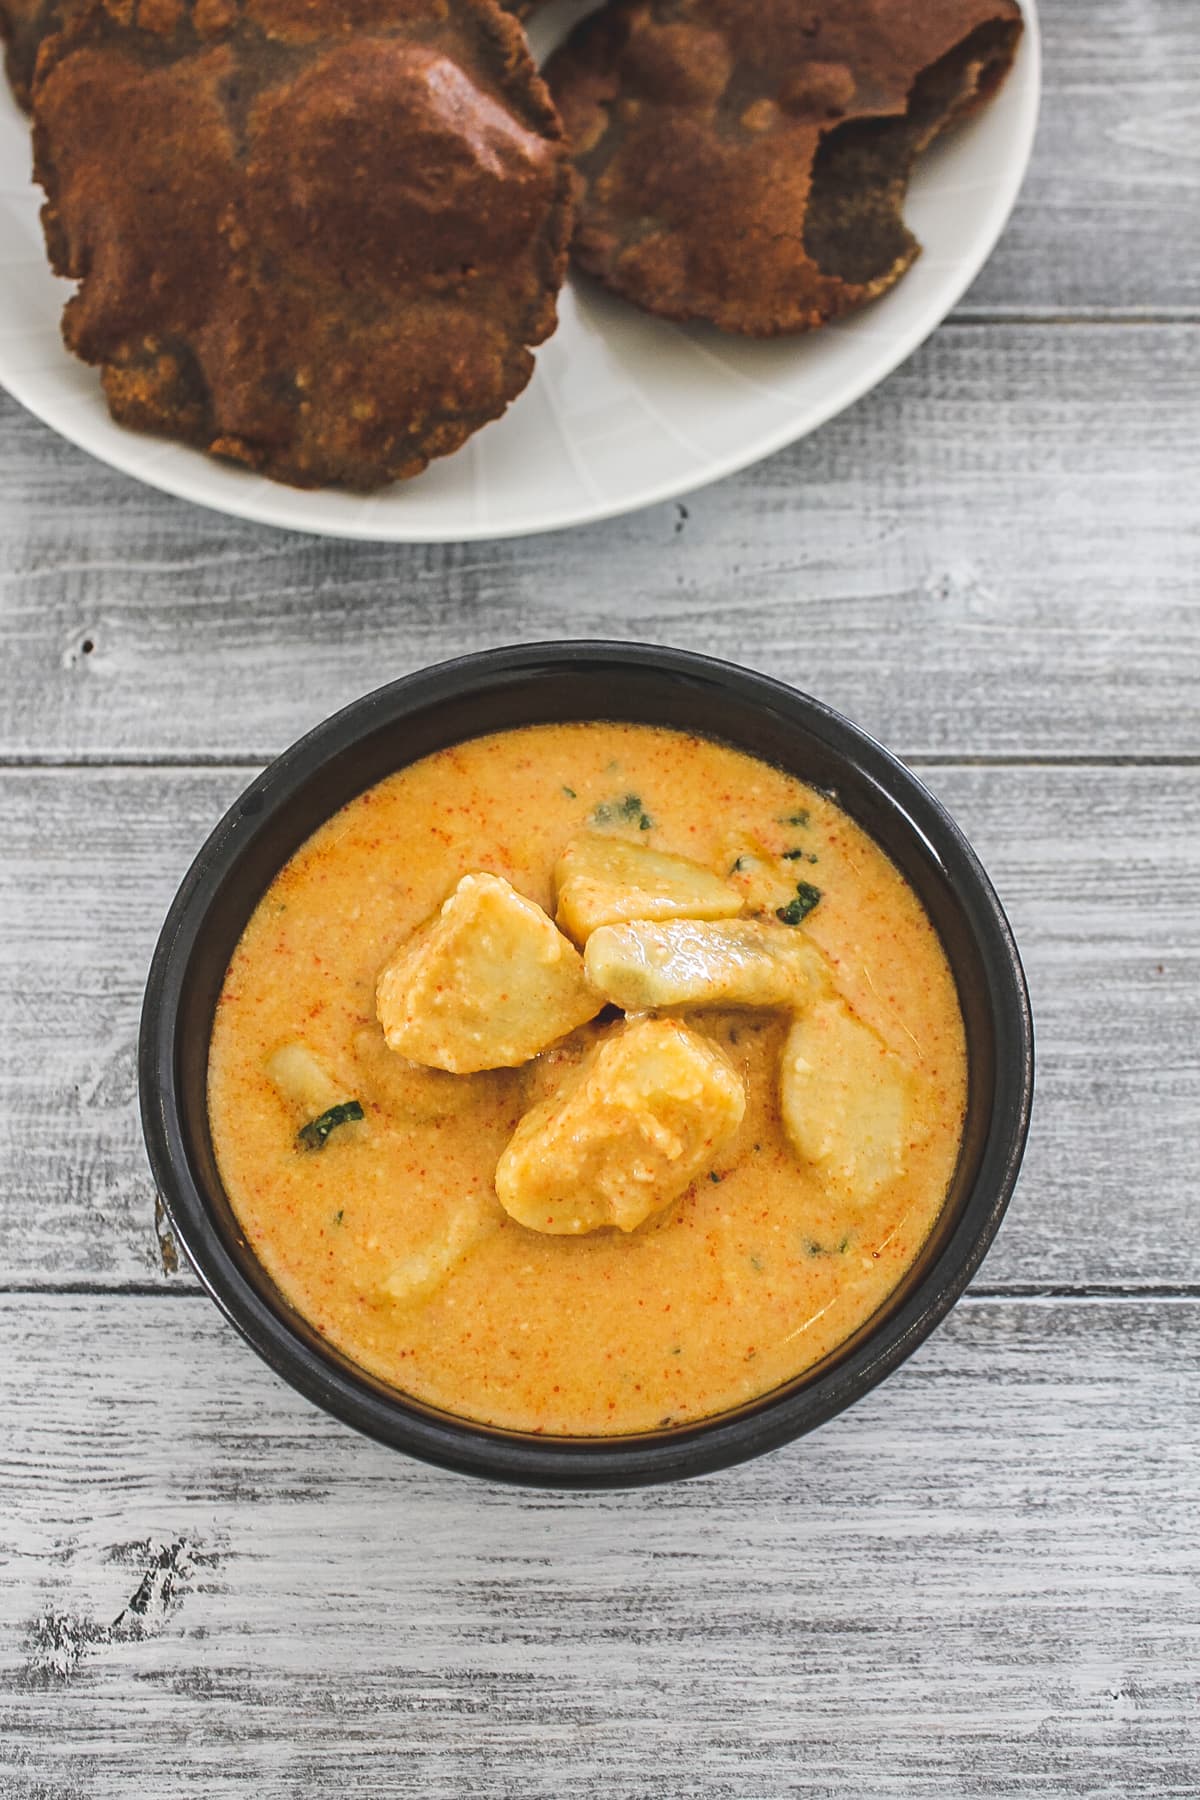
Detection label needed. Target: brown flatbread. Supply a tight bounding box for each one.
[33,0,572,490]
[546,0,1023,335]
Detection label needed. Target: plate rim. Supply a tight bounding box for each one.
[0,1,1041,543]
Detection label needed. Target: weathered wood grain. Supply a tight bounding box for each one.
[1,1292,1196,1798]
[2,762,1196,1293]
[966,0,1200,316]
[1,322,1198,764]
[1,11,1197,1781]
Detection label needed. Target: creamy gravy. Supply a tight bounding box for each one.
[208,722,967,1434]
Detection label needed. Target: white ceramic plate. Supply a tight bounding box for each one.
[0,0,1039,542]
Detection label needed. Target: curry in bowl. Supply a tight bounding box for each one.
[207,720,967,1437]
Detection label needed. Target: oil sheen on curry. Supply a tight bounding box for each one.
[208,723,967,1436]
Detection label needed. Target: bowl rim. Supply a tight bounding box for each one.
[139,641,1034,1487]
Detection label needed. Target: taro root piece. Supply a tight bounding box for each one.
[32,0,572,489]
[545,0,1023,336]
[375,872,603,1074]
[554,832,743,944]
[496,1015,746,1235]
[585,916,830,1013]
[780,996,918,1200]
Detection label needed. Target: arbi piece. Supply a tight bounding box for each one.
[585,917,830,1012]
[554,833,742,945]
[264,1041,344,1118]
[381,1200,500,1308]
[496,1016,745,1234]
[376,872,602,1074]
[780,997,917,1201]
[265,1041,365,1150]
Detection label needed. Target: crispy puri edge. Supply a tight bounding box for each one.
[29,6,114,295]
[461,0,574,348]
[4,0,82,111]
[99,340,539,494]
[205,413,492,492]
[30,33,74,288]
[1,20,33,111]
[542,0,639,315]
[915,6,1023,147]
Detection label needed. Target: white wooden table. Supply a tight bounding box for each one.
[2,4,1198,1792]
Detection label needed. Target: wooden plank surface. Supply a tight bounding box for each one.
[1,1,1198,1788]
[966,0,1200,317]
[2,761,1196,1294]
[1,1292,1196,1798]
[2,322,1198,764]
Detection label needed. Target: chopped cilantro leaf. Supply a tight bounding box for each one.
[297,1100,364,1152]
[591,792,654,829]
[776,881,821,926]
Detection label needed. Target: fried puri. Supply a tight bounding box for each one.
[546,0,1023,336]
[33,0,572,490]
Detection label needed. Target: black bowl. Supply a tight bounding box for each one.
[140,642,1033,1488]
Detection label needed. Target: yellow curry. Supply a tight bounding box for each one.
[208,722,967,1435]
